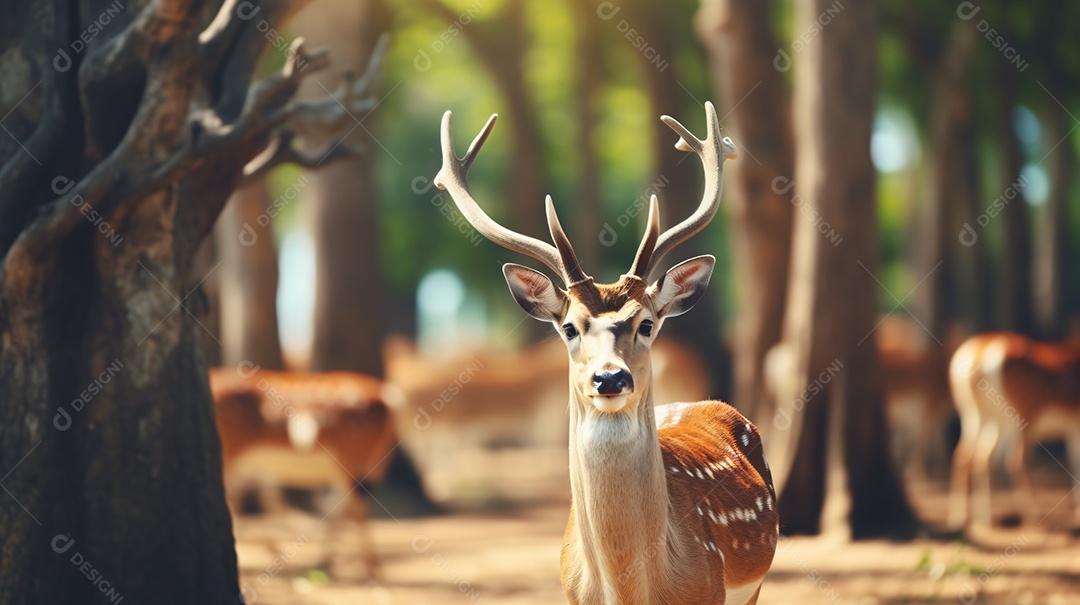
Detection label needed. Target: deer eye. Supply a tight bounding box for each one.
[639,320,654,337]
[562,323,579,339]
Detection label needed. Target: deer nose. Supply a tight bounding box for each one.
[593,369,632,396]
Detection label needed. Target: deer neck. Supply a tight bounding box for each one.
[566,381,679,601]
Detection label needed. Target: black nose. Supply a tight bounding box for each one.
[593,370,632,395]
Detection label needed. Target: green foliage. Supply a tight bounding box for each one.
[257,0,1078,334]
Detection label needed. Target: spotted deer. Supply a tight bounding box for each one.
[210,366,395,576]
[434,102,778,605]
[948,332,1080,529]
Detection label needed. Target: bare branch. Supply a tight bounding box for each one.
[5,14,387,270]
[279,33,388,140]
[184,38,331,163]
[241,130,361,182]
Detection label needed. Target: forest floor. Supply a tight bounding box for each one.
[235,473,1080,605]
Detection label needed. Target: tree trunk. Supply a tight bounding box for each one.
[572,0,604,271]
[694,0,795,423]
[215,178,286,369]
[416,0,548,341]
[993,61,1034,334]
[622,0,733,399]
[0,0,382,599]
[294,0,391,375]
[956,116,995,332]
[1033,80,1071,338]
[920,24,977,340]
[418,0,546,245]
[773,0,916,538]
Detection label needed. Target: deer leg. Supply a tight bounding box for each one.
[948,412,980,529]
[970,422,1000,528]
[345,489,381,580]
[1005,433,1038,524]
[1066,430,1080,522]
[911,399,932,483]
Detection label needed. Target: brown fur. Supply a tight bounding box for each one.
[569,277,648,317]
[557,278,776,604]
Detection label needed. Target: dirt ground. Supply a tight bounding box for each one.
[235,475,1080,605]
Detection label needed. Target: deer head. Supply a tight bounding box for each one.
[434,103,736,416]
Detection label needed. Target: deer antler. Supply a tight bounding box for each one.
[434,111,589,286]
[630,101,737,280]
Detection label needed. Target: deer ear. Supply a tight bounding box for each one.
[503,264,568,322]
[648,255,714,319]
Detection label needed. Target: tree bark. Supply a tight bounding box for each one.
[215,178,286,369]
[0,0,381,599]
[694,0,795,423]
[773,0,916,538]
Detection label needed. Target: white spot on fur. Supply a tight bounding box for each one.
[756,496,764,511]
[725,578,763,605]
[740,432,750,447]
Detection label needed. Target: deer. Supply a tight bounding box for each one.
[385,336,711,504]
[210,365,396,577]
[434,102,778,605]
[947,332,1080,530]
[876,315,958,481]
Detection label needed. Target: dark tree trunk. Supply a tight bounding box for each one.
[956,117,995,332]
[294,0,391,376]
[773,0,916,538]
[1033,78,1071,338]
[215,178,286,370]
[0,0,382,600]
[920,24,977,340]
[694,0,795,423]
[992,61,1034,334]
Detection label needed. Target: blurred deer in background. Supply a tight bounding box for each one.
[763,316,957,482]
[384,336,711,503]
[435,103,777,604]
[948,332,1080,529]
[876,315,957,480]
[384,337,570,503]
[210,366,395,577]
